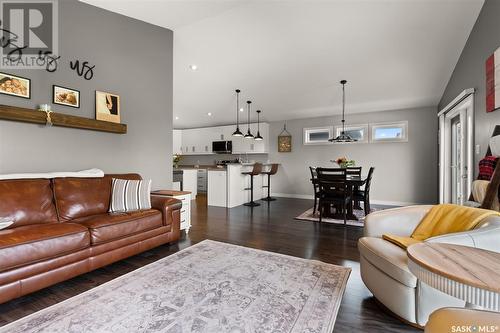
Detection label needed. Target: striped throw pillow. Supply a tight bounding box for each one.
[109,178,152,213]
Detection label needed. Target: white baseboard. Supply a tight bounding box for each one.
[271,193,314,200]
[271,193,424,207]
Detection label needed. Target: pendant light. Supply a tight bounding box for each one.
[254,110,263,141]
[232,89,243,137]
[244,100,254,139]
[329,80,357,143]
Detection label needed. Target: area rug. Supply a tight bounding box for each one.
[0,240,351,333]
[295,208,379,227]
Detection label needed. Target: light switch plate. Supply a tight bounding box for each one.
[475,144,481,155]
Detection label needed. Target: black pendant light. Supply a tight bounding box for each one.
[329,80,357,143]
[232,89,243,137]
[244,100,254,139]
[254,110,263,141]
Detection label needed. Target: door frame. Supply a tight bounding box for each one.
[438,88,475,204]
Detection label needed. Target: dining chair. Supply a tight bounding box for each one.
[345,167,362,176]
[353,167,375,215]
[309,167,321,214]
[346,167,362,209]
[316,168,351,224]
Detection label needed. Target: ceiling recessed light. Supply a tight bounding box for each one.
[207,112,212,116]
[189,64,198,71]
[175,116,179,120]
[239,108,244,112]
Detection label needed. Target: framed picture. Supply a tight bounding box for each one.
[486,46,500,112]
[0,72,30,99]
[95,91,120,123]
[53,85,80,108]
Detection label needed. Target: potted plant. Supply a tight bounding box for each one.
[173,154,183,169]
[335,157,355,168]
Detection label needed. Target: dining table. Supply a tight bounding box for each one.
[311,173,368,220]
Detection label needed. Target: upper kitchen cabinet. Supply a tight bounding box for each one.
[181,128,213,155]
[175,123,269,155]
[173,129,182,154]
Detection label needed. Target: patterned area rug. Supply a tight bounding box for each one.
[295,208,377,227]
[0,240,351,333]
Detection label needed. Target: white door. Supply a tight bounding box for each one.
[439,92,474,205]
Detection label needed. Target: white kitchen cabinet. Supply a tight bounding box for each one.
[181,128,213,155]
[181,129,196,154]
[175,123,269,155]
[173,130,182,154]
[222,125,235,141]
[208,170,227,207]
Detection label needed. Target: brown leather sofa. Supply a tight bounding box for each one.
[0,173,181,304]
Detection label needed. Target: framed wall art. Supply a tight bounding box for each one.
[0,72,30,99]
[486,47,500,112]
[53,85,80,108]
[95,90,120,123]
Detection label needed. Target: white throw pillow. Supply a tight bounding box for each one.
[0,218,13,230]
[490,135,500,157]
[109,178,152,213]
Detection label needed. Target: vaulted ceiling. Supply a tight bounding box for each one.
[82,0,484,128]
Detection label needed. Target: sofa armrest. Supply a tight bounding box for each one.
[151,196,182,238]
[425,215,500,252]
[364,205,433,238]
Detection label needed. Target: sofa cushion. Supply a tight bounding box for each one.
[358,237,417,288]
[54,174,143,222]
[0,179,58,227]
[72,209,162,245]
[0,223,90,272]
[53,177,113,222]
[109,178,152,213]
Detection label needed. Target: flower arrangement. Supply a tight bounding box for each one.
[335,157,355,168]
[173,154,183,168]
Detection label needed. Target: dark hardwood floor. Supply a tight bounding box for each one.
[0,196,419,332]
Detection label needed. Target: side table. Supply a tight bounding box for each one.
[151,190,191,233]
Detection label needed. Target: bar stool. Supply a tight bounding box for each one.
[261,164,279,201]
[242,163,263,207]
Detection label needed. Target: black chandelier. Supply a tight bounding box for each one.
[329,80,357,143]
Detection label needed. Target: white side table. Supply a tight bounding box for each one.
[151,190,191,233]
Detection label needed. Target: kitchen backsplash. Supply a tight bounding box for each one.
[179,154,269,166]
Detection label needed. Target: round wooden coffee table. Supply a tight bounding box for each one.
[407,242,500,311]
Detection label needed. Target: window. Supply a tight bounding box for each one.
[303,126,333,145]
[334,124,368,143]
[370,121,408,143]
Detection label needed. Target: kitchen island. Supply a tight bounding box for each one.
[208,163,273,208]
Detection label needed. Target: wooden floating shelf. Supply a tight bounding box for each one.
[0,104,127,134]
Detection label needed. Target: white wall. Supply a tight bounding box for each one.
[267,107,439,205]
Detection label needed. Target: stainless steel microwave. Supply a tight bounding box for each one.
[212,141,232,154]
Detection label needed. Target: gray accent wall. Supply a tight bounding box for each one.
[439,0,498,169]
[0,0,173,188]
[267,107,438,205]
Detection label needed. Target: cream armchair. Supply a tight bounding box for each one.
[358,205,500,327]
